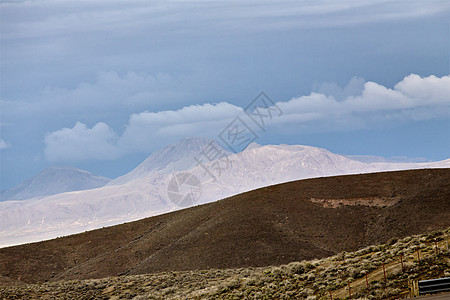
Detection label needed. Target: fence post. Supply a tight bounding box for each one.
[383,262,387,283]
[348,280,351,299]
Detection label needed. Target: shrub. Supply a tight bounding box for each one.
[288,262,305,275]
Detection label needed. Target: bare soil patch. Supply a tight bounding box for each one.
[309,196,401,208]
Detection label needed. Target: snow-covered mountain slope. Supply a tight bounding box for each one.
[0,166,109,201]
[177,144,448,202]
[108,137,231,185]
[0,175,171,247]
[0,142,448,248]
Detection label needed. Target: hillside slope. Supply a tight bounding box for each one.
[1,228,448,299]
[0,169,449,285]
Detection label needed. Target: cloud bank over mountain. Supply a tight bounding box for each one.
[44,74,450,162]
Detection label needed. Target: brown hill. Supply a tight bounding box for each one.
[0,169,449,285]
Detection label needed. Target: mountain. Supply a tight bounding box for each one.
[0,140,448,248]
[0,166,109,201]
[107,137,231,185]
[0,169,448,285]
[182,144,448,202]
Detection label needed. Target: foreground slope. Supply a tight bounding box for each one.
[1,228,448,299]
[0,169,449,285]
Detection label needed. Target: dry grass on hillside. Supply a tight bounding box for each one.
[1,228,449,300]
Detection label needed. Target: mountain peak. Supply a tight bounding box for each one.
[108,137,231,185]
[244,142,262,151]
[164,137,219,153]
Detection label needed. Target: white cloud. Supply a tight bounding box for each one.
[43,103,243,161]
[0,139,11,150]
[44,74,450,162]
[394,74,450,104]
[44,122,120,162]
[278,74,450,127]
[118,102,243,153]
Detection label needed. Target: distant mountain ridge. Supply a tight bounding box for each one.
[0,166,109,201]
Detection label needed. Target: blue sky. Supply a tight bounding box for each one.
[1,0,449,190]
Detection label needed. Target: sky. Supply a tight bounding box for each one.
[1,0,449,191]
